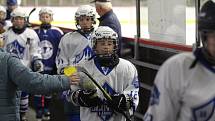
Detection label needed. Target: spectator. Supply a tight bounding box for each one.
[91,0,122,55]
[0,47,80,121]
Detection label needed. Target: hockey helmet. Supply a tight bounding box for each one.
[39,7,53,17]
[11,7,27,18]
[199,0,215,32]
[75,5,96,27]
[198,1,215,45]
[0,6,6,13]
[7,0,17,6]
[0,6,6,20]
[92,26,119,67]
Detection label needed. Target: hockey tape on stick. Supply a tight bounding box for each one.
[27,8,36,27]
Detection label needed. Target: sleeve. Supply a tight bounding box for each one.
[8,55,71,94]
[123,62,139,113]
[143,58,183,121]
[29,30,42,61]
[56,35,70,74]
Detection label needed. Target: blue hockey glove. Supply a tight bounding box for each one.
[72,89,102,107]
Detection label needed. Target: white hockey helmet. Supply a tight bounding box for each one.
[39,7,53,16]
[92,26,118,51]
[75,5,96,23]
[92,26,119,67]
[11,7,27,18]
[0,6,6,13]
[0,6,6,20]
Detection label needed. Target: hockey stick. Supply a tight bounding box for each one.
[27,8,36,27]
[75,66,132,121]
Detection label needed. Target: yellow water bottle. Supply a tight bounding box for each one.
[64,66,77,76]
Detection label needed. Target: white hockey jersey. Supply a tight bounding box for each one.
[56,31,94,74]
[144,52,215,121]
[3,27,42,67]
[77,58,139,121]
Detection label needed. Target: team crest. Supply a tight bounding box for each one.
[40,40,53,60]
[73,46,93,64]
[91,82,116,121]
[192,98,215,121]
[6,40,25,59]
[149,85,160,105]
[132,76,139,88]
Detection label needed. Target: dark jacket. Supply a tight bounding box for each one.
[98,10,122,55]
[0,48,71,121]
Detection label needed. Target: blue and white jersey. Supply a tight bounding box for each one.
[77,58,139,121]
[3,27,42,67]
[34,26,63,74]
[56,30,94,74]
[144,52,215,121]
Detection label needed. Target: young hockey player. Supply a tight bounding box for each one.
[3,7,43,121]
[66,26,139,121]
[56,5,96,121]
[34,7,64,121]
[0,5,12,47]
[144,1,215,121]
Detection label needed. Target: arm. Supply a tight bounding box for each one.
[56,34,71,74]
[123,63,139,109]
[8,55,72,94]
[29,30,42,60]
[109,63,139,115]
[144,58,182,121]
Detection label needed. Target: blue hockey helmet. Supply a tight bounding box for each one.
[7,0,17,6]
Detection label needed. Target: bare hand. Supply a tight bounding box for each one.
[68,72,80,85]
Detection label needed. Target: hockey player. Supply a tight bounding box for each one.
[143,1,215,121]
[34,7,64,121]
[3,7,43,121]
[0,5,12,47]
[56,5,96,121]
[5,0,18,20]
[66,26,139,121]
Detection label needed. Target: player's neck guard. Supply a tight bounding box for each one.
[201,47,215,65]
[40,23,51,30]
[12,26,26,34]
[192,48,215,73]
[94,53,119,68]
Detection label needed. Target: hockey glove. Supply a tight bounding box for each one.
[107,94,131,113]
[72,89,102,107]
[32,59,43,72]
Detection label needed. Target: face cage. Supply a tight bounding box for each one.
[75,15,96,29]
[200,30,215,47]
[92,39,118,57]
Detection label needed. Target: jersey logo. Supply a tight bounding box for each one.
[132,76,139,88]
[192,98,215,121]
[149,85,160,106]
[6,40,25,59]
[40,40,53,60]
[73,45,93,64]
[91,82,116,121]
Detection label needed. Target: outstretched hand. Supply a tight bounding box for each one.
[68,72,80,85]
